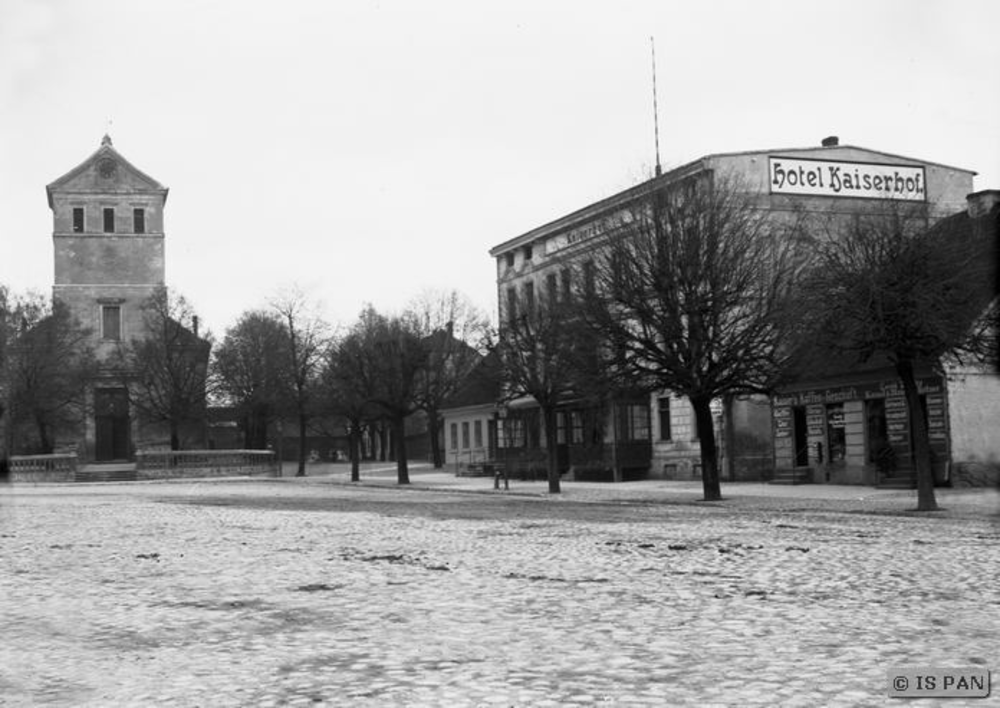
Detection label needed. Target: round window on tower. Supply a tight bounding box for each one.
[97,158,117,179]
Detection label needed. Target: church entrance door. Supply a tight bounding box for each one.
[95,388,130,461]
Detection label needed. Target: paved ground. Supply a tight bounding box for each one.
[1,465,998,706]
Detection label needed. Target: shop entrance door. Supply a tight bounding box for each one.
[792,406,809,467]
[866,399,892,474]
[95,388,130,461]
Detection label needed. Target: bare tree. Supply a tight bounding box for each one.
[583,175,805,501]
[321,329,377,482]
[337,306,427,484]
[115,288,211,450]
[213,310,289,449]
[407,289,490,468]
[804,199,997,511]
[0,289,98,454]
[271,290,330,477]
[7,296,97,453]
[494,285,608,494]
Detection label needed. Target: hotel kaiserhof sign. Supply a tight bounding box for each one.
[769,157,927,201]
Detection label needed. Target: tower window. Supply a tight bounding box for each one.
[133,208,145,234]
[103,208,115,233]
[73,207,85,233]
[102,305,122,340]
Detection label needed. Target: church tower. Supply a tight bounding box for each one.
[46,135,169,461]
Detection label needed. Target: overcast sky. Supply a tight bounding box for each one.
[2,0,998,337]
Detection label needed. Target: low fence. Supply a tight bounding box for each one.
[135,449,279,479]
[9,454,78,483]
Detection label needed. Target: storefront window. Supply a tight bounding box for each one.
[570,411,584,444]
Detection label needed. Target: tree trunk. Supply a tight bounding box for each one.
[36,414,52,454]
[378,423,388,462]
[428,410,443,468]
[170,421,180,451]
[896,358,938,511]
[296,413,307,476]
[543,404,561,494]
[1,404,10,482]
[692,396,722,501]
[393,415,410,484]
[349,421,360,482]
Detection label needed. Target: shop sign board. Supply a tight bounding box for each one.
[774,378,942,408]
[769,157,926,201]
[774,409,791,438]
[806,404,825,436]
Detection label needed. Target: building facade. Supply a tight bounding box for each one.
[488,137,988,484]
[45,136,204,461]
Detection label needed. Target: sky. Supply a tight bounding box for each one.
[2,0,998,338]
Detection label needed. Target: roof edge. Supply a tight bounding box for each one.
[46,139,169,208]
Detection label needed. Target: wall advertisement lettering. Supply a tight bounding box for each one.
[769,157,926,201]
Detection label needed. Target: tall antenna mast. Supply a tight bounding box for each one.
[650,36,662,177]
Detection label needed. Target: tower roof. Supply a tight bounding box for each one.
[46,136,168,208]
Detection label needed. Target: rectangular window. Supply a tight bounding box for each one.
[523,244,533,261]
[101,305,122,340]
[524,281,535,314]
[505,252,515,269]
[133,208,145,234]
[473,420,483,448]
[619,404,650,442]
[560,268,571,302]
[583,260,595,295]
[73,207,85,233]
[103,208,115,233]
[570,411,584,444]
[461,422,470,449]
[505,418,525,448]
[658,397,672,441]
[450,423,458,450]
[546,273,557,304]
[506,288,517,325]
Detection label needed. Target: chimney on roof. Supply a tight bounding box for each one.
[192,315,199,338]
[821,136,839,147]
[966,190,1000,218]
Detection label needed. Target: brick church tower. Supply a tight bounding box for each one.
[46,135,169,461]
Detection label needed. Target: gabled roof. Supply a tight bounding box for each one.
[442,350,502,410]
[46,135,168,208]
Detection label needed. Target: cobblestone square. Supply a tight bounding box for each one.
[2,473,998,706]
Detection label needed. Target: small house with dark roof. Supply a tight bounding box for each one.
[440,351,502,475]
